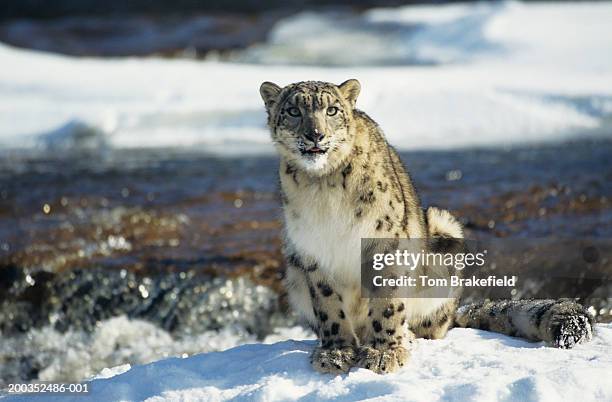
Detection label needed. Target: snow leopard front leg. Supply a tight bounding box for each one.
[356,297,412,374]
[353,242,415,374]
[284,252,359,374]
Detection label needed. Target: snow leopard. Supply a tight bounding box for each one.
[259,79,594,374]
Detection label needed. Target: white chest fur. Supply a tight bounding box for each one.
[284,178,378,286]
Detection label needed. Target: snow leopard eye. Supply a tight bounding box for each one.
[326,107,338,116]
[286,107,301,117]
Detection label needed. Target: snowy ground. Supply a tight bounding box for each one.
[0,317,311,386]
[1,1,611,154]
[6,324,610,401]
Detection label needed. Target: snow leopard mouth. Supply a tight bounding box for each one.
[302,146,328,155]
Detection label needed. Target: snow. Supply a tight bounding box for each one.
[0,316,314,385]
[6,324,609,401]
[1,1,612,154]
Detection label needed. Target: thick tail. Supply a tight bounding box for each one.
[423,208,594,348]
[455,299,594,348]
[425,207,463,240]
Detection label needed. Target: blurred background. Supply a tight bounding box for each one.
[0,0,611,386]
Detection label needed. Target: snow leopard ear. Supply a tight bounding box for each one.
[338,79,361,107]
[259,82,282,110]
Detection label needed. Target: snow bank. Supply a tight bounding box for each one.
[0,316,313,386]
[1,2,611,154]
[10,324,610,401]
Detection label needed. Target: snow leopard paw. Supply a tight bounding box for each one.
[310,346,356,374]
[355,345,409,374]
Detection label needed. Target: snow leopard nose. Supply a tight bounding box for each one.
[304,129,325,143]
